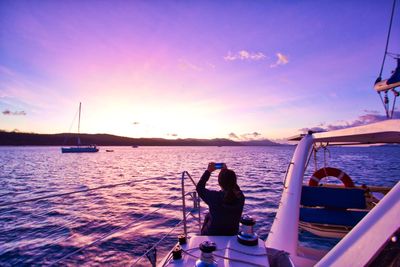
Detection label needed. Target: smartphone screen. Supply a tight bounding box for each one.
[215,163,223,169]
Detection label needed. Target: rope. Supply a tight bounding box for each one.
[161,253,174,267]
[379,91,390,118]
[313,146,318,172]
[387,52,400,58]
[323,145,330,168]
[226,247,268,257]
[0,176,165,207]
[377,0,397,79]
[213,254,266,267]
[391,92,397,118]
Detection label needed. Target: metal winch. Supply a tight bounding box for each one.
[237,215,258,246]
[195,241,217,267]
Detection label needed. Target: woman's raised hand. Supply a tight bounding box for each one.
[207,162,216,172]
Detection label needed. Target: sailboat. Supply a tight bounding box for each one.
[61,102,99,153]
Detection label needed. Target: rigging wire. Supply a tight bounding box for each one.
[0,203,42,216]
[391,89,400,117]
[62,106,80,145]
[29,204,170,261]
[1,190,185,245]
[376,0,398,118]
[2,179,179,235]
[49,197,181,266]
[130,215,187,266]
[0,176,166,207]
[1,174,189,265]
[377,0,397,80]
[0,176,179,256]
[3,175,197,265]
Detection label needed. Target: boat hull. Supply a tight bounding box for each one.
[299,221,350,239]
[61,147,99,153]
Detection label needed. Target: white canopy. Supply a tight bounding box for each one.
[289,119,400,144]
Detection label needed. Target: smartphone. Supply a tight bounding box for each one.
[215,163,224,169]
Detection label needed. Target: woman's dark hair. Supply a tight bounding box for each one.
[218,169,240,204]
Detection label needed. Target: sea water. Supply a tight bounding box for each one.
[0,146,399,266]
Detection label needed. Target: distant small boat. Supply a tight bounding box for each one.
[106,149,114,152]
[61,102,99,153]
[132,145,138,148]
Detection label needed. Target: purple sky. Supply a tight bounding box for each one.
[1,0,399,140]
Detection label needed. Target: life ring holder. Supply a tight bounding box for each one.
[309,167,355,187]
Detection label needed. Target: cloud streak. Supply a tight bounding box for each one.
[224,50,266,61]
[299,110,399,133]
[228,132,239,139]
[224,51,289,69]
[2,110,27,116]
[270,53,289,68]
[228,131,262,140]
[178,59,203,71]
[241,132,262,140]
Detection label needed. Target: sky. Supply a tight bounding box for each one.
[1,0,399,141]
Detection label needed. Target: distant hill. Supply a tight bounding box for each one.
[0,131,283,146]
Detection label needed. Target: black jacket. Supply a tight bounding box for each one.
[196,170,245,236]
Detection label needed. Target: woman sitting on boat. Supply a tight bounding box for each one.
[196,162,245,236]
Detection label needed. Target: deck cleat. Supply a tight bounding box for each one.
[178,234,187,245]
[172,245,182,260]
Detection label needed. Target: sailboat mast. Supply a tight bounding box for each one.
[77,102,81,146]
[78,102,81,134]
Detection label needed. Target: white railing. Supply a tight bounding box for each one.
[181,171,202,236]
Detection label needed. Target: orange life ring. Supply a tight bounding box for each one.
[309,167,355,187]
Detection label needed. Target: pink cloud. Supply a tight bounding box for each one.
[299,110,399,133]
[224,50,266,61]
[270,53,289,68]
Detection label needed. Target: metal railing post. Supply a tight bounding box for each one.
[192,192,198,209]
[181,171,202,235]
[181,171,188,237]
[197,193,201,232]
